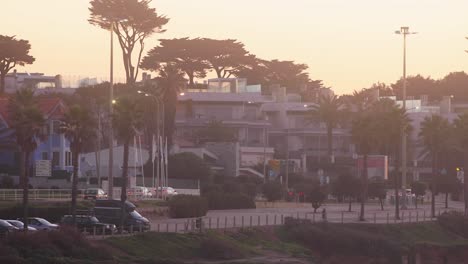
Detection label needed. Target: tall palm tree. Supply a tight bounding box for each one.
[351,112,376,221]
[59,105,96,224]
[112,97,143,232]
[370,99,411,220]
[419,115,451,217]
[8,88,45,231]
[308,95,345,164]
[453,112,468,215]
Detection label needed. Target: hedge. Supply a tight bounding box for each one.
[204,192,256,210]
[168,195,208,218]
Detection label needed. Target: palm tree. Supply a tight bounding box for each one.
[351,112,376,221]
[370,99,411,219]
[8,88,45,231]
[308,95,345,164]
[419,115,451,217]
[453,112,468,215]
[59,105,96,225]
[112,97,143,232]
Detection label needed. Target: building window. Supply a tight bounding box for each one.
[41,152,48,160]
[52,152,60,167]
[65,152,72,166]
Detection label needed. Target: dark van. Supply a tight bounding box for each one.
[93,200,150,231]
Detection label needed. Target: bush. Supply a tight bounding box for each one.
[168,195,208,218]
[262,182,284,202]
[204,192,256,210]
[199,237,246,260]
[437,211,468,238]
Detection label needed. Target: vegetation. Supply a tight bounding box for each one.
[262,181,284,202]
[112,97,144,231]
[168,195,208,218]
[453,112,468,215]
[168,152,212,182]
[368,180,387,211]
[59,105,96,224]
[8,89,45,230]
[88,0,169,85]
[0,35,35,93]
[411,181,426,209]
[309,186,326,213]
[419,115,451,217]
[331,173,360,212]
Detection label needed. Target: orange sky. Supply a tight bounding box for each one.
[3,0,468,94]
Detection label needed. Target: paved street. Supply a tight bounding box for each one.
[149,195,465,233]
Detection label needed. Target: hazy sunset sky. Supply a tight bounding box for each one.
[3,0,468,94]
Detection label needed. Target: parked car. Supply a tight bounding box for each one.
[93,199,150,231]
[17,217,59,231]
[128,187,152,199]
[156,187,178,199]
[84,188,108,200]
[6,220,37,231]
[60,215,116,234]
[0,219,18,235]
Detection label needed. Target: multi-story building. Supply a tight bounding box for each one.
[0,96,73,181]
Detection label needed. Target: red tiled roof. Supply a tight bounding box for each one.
[0,96,65,127]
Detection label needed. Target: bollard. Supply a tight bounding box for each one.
[217,217,220,229]
[341,212,344,224]
[250,216,253,227]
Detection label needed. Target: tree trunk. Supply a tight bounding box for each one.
[431,154,437,218]
[464,150,468,216]
[360,153,368,221]
[71,150,79,225]
[327,125,333,164]
[380,198,384,211]
[23,151,30,231]
[445,192,448,209]
[120,140,130,233]
[394,153,401,220]
[187,72,195,88]
[0,73,5,94]
[348,196,352,212]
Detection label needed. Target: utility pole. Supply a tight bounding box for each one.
[108,21,114,199]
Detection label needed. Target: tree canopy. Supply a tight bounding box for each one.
[168,152,212,182]
[0,35,35,93]
[89,0,169,84]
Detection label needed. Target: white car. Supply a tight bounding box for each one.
[157,187,178,198]
[7,220,37,231]
[18,217,59,231]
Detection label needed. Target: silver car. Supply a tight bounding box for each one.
[7,220,37,231]
[18,217,59,231]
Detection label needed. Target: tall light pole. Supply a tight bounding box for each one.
[395,26,417,209]
[108,21,115,199]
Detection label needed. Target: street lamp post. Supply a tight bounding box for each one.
[108,21,115,199]
[395,26,417,209]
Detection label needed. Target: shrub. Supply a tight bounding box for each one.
[204,192,256,210]
[199,237,246,260]
[262,182,284,202]
[437,211,468,238]
[168,195,208,218]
